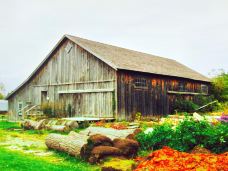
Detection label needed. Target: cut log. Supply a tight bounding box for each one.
[35,119,47,130]
[79,126,136,140]
[65,120,79,129]
[22,120,39,130]
[126,128,142,140]
[113,138,139,158]
[88,146,122,164]
[88,134,113,147]
[68,131,89,139]
[80,134,113,161]
[45,133,88,156]
[47,125,69,132]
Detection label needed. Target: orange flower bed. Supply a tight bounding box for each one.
[135,146,228,171]
[94,121,128,130]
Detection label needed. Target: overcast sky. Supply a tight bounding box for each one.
[0,0,228,94]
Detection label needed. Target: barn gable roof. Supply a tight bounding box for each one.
[66,35,210,82]
[6,34,210,99]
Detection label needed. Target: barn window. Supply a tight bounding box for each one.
[178,82,186,91]
[201,84,208,94]
[134,78,148,88]
[18,102,23,116]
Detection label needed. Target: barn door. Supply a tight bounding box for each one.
[41,91,48,104]
[59,91,114,118]
[73,92,114,118]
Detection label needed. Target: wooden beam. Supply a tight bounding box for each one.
[167,90,207,95]
[58,88,114,94]
[32,80,115,87]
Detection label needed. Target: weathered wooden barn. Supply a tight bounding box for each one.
[6,35,210,121]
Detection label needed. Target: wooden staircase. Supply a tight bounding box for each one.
[21,104,43,120]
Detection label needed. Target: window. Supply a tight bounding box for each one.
[178,82,186,91]
[201,84,208,94]
[134,78,148,88]
[18,102,23,116]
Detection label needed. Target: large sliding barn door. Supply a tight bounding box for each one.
[59,91,114,118]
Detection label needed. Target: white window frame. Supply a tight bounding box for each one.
[18,102,23,116]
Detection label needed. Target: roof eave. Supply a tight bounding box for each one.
[117,68,211,83]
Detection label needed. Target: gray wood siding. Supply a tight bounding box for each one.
[8,39,116,121]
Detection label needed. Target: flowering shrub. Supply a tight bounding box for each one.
[134,146,228,171]
[218,114,228,123]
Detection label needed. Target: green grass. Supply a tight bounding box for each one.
[0,121,21,130]
[0,147,99,171]
[0,121,99,171]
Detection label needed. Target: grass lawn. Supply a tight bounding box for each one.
[0,120,21,130]
[0,121,99,171]
[0,147,98,171]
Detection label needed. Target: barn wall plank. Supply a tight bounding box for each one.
[117,70,210,120]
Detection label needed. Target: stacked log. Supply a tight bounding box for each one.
[126,128,142,140]
[45,127,142,164]
[22,120,44,130]
[45,133,88,156]
[113,138,139,158]
[79,126,136,140]
[80,134,113,161]
[81,134,139,164]
[21,119,79,132]
[89,146,122,164]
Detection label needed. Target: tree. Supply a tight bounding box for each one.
[211,72,228,102]
[0,83,5,99]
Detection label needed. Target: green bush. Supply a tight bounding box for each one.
[136,118,228,153]
[41,102,67,118]
[136,123,175,151]
[172,95,221,113]
[172,98,199,113]
[194,95,221,112]
[172,119,214,152]
[41,103,53,118]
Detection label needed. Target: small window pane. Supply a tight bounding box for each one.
[178,82,186,91]
[201,84,208,94]
[134,78,148,88]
